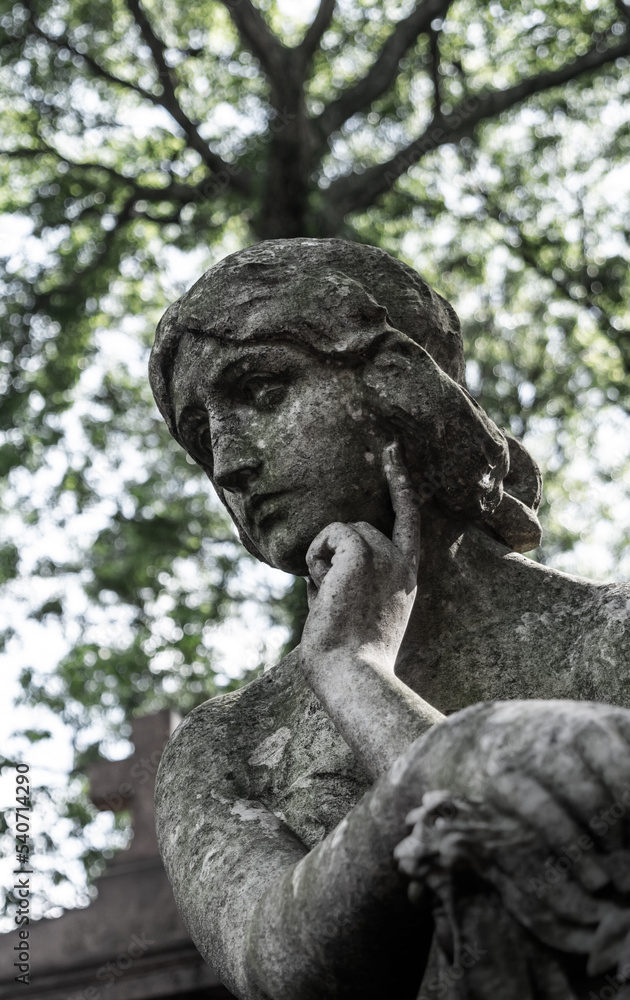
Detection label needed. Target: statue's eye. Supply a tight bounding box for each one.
[180,410,212,468]
[240,374,286,406]
[193,420,211,456]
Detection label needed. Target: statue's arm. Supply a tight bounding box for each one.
[155,451,443,999]
[157,691,630,1000]
[300,444,444,778]
[300,642,443,778]
[243,699,630,1000]
[155,695,435,1000]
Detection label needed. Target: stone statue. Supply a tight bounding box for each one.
[149,239,630,999]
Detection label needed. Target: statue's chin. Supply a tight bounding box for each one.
[263,537,310,577]
[257,507,395,577]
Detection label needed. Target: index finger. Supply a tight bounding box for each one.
[383,441,422,570]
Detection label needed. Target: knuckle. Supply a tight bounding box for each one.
[309,522,342,551]
[305,536,321,560]
[349,523,380,553]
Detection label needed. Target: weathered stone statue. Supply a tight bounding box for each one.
[149,239,630,999]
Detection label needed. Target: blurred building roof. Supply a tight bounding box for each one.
[0,710,233,1000]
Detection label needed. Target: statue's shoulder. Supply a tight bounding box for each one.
[574,579,630,626]
[538,574,629,649]
[567,579,630,704]
[158,648,304,786]
[157,648,373,849]
[513,571,630,705]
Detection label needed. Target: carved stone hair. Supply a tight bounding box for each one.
[149,238,542,557]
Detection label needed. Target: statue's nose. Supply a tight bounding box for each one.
[212,433,262,493]
[209,413,263,494]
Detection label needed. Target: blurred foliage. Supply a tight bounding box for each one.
[1,0,629,917]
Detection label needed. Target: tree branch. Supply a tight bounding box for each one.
[298,0,336,65]
[4,140,201,206]
[216,0,287,93]
[322,34,630,223]
[315,0,453,139]
[481,191,630,378]
[428,25,442,117]
[22,2,157,107]
[125,0,252,195]
[125,0,174,86]
[21,0,251,198]
[30,193,138,312]
[615,0,630,23]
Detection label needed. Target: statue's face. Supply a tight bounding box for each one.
[171,334,395,575]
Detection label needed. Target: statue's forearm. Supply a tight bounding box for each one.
[244,737,435,1000]
[301,649,444,779]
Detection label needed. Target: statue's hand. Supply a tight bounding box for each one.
[301,441,421,675]
[395,700,630,981]
[298,442,441,776]
[418,700,630,897]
